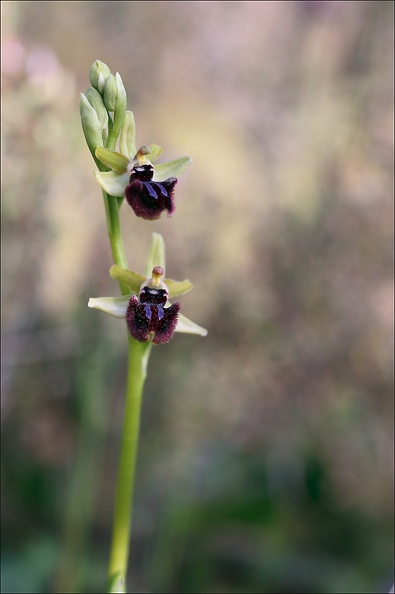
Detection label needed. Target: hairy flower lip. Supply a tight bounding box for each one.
[125,164,177,220]
[126,295,180,344]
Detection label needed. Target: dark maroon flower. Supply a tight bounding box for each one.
[126,266,180,344]
[125,163,178,221]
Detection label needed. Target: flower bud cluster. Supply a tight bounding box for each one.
[80,61,127,162]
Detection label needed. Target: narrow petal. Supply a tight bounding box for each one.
[165,278,193,299]
[88,295,129,318]
[153,157,192,182]
[95,147,129,173]
[95,170,129,197]
[110,265,146,293]
[175,312,208,336]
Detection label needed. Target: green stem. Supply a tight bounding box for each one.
[101,134,152,592]
[102,190,130,295]
[107,338,152,593]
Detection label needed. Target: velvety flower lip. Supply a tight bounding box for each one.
[125,162,178,220]
[126,266,180,344]
[127,296,180,344]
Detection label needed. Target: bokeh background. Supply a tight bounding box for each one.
[1,2,394,593]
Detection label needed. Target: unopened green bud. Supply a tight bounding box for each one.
[89,60,111,94]
[79,93,104,160]
[115,73,127,113]
[84,87,108,130]
[106,73,127,151]
[103,74,118,112]
[113,73,127,132]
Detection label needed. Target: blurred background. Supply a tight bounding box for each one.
[1,2,394,593]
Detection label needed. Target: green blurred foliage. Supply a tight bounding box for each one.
[1,2,393,593]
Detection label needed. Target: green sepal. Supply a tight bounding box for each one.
[95,147,129,173]
[95,170,129,197]
[110,265,145,293]
[176,312,208,337]
[120,111,136,160]
[148,143,163,162]
[144,233,165,277]
[88,295,129,318]
[153,156,192,182]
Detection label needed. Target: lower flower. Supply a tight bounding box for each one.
[88,232,208,342]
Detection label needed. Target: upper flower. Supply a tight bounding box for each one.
[80,63,192,220]
[93,112,191,220]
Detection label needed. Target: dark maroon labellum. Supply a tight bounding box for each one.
[126,285,180,344]
[125,164,178,221]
